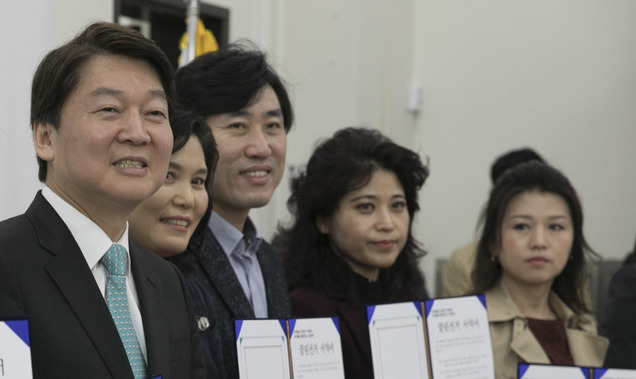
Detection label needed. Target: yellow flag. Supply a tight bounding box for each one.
[178,18,218,66]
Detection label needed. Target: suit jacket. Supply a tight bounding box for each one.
[600,265,636,369]
[0,192,205,379]
[169,226,291,379]
[184,274,228,379]
[487,280,608,379]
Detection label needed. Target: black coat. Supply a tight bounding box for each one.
[0,192,205,378]
[600,265,636,369]
[170,226,291,379]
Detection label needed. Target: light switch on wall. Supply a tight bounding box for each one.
[406,84,423,113]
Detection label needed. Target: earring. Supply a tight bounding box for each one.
[490,254,496,262]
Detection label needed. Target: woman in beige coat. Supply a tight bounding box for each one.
[471,162,608,379]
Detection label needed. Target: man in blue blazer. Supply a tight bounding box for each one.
[171,44,293,378]
[0,22,205,379]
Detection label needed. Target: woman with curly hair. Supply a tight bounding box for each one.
[275,127,430,378]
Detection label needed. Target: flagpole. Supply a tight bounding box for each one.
[183,0,199,65]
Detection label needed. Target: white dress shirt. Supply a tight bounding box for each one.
[42,187,147,361]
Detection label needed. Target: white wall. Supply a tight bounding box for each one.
[1,0,51,221]
[0,0,112,221]
[252,0,420,238]
[1,0,635,296]
[411,1,636,290]
[266,0,636,294]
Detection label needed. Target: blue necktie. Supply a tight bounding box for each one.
[101,244,147,379]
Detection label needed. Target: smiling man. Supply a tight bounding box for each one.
[171,44,293,378]
[0,22,204,379]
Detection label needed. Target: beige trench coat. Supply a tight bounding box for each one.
[486,280,608,379]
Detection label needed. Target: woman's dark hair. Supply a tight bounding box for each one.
[277,127,429,299]
[490,148,544,184]
[170,106,218,252]
[472,161,598,314]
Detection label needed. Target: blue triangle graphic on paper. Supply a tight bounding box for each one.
[477,294,487,309]
[278,319,287,335]
[234,320,243,341]
[593,368,607,379]
[413,301,423,317]
[366,305,376,323]
[580,368,590,378]
[424,299,434,317]
[5,319,30,347]
[331,317,340,333]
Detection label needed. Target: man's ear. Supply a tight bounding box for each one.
[33,121,55,162]
[315,216,330,234]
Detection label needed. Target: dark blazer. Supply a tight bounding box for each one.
[184,275,228,379]
[170,226,291,379]
[0,192,205,379]
[290,285,374,379]
[600,265,636,369]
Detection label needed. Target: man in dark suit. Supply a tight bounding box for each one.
[0,22,205,379]
[170,44,293,378]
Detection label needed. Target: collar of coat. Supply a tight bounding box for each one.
[485,279,596,332]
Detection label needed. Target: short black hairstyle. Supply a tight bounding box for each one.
[175,42,293,132]
[31,22,175,182]
[490,148,545,184]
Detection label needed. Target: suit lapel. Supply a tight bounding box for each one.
[29,193,133,379]
[197,228,254,318]
[487,280,550,364]
[566,324,608,367]
[509,327,550,364]
[129,243,169,378]
[256,243,290,318]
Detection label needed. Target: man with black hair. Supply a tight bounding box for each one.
[171,43,293,378]
[0,22,204,379]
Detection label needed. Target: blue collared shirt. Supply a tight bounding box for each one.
[208,211,268,318]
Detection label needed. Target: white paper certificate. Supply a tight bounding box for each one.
[288,317,345,379]
[519,363,590,379]
[0,318,33,379]
[367,301,429,379]
[235,319,291,379]
[425,295,494,379]
[591,368,636,379]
